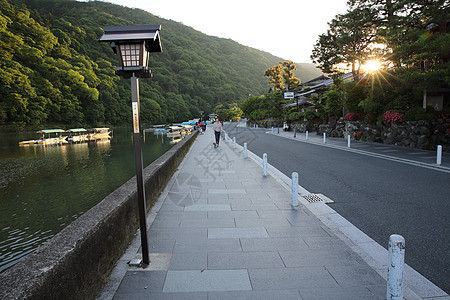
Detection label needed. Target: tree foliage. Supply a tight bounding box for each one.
[0,0,322,128]
[240,92,284,121]
[264,61,301,91]
[311,0,449,117]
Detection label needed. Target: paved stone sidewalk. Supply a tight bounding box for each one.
[99,127,446,299]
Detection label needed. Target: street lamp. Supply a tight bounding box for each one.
[99,25,162,266]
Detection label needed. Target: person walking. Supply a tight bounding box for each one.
[212,117,224,148]
[201,119,207,134]
[198,119,204,134]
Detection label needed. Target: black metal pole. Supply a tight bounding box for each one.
[130,73,150,266]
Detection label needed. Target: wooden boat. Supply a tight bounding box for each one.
[39,129,68,145]
[145,125,166,133]
[67,128,88,143]
[169,135,183,144]
[87,128,111,141]
[180,125,193,135]
[165,126,183,137]
[19,129,66,146]
[18,139,39,146]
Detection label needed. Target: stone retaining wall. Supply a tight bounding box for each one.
[0,132,198,300]
[314,118,449,151]
[251,119,449,151]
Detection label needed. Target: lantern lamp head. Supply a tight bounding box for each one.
[99,25,162,78]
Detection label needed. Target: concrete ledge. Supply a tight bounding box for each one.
[0,132,198,300]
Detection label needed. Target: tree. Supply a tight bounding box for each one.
[323,85,345,117]
[311,7,378,78]
[264,61,300,91]
[225,102,243,122]
[281,61,300,91]
[264,64,283,90]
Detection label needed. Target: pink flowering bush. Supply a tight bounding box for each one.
[439,114,450,135]
[382,110,404,126]
[344,112,362,121]
[354,131,363,140]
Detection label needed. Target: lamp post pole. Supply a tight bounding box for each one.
[99,25,162,267]
[130,72,150,265]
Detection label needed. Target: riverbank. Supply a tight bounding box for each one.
[0,131,197,299]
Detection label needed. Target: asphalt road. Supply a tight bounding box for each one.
[224,123,450,294]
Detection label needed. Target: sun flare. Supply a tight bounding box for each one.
[362,60,382,73]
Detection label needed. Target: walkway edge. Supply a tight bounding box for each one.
[97,134,199,300]
[233,140,449,299]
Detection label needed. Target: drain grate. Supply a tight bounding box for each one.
[303,194,324,203]
[302,194,333,203]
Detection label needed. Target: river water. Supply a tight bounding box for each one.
[0,127,174,273]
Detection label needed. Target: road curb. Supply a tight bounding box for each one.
[235,139,449,299]
[266,131,450,173]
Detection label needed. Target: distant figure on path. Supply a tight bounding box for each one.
[213,117,224,148]
[198,119,204,134]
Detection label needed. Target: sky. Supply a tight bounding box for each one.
[102,0,350,63]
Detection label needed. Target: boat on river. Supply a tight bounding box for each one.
[67,128,88,143]
[180,125,193,135]
[87,128,111,141]
[165,126,183,137]
[19,129,67,146]
[145,125,166,134]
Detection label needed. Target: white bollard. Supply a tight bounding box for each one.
[263,153,267,177]
[323,132,326,144]
[225,132,228,143]
[233,137,236,149]
[348,135,351,148]
[291,172,298,207]
[272,127,274,133]
[306,131,309,140]
[244,142,248,159]
[387,234,405,300]
[294,128,296,138]
[436,145,442,165]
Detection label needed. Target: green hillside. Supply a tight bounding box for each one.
[0,0,321,128]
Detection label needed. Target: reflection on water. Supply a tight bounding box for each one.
[0,128,173,272]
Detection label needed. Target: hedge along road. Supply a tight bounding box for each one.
[224,122,450,294]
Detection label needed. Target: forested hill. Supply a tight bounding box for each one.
[0,0,322,128]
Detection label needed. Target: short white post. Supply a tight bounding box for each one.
[271,126,274,133]
[323,132,326,144]
[436,145,442,165]
[263,153,267,177]
[306,131,309,140]
[278,127,280,134]
[347,135,351,148]
[387,234,405,300]
[291,172,298,207]
[233,137,236,149]
[244,142,248,159]
[225,132,228,143]
[293,128,296,138]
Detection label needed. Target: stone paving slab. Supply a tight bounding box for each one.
[163,270,252,292]
[99,128,400,300]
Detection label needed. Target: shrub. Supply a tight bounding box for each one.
[287,111,301,121]
[344,112,362,121]
[354,131,363,140]
[405,107,434,121]
[382,110,404,126]
[364,113,375,124]
[303,110,317,121]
